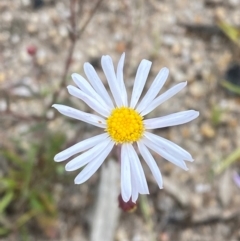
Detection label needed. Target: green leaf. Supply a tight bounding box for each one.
[0,227,10,236]
[29,193,45,212]
[217,21,240,46]
[211,106,224,126]
[16,209,39,228]
[0,192,14,213]
[221,80,240,95]
[0,150,25,168]
[214,148,240,175]
[0,178,17,191]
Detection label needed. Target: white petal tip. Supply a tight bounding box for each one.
[74,178,82,184]
[54,154,65,162]
[122,196,131,202]
[83,62,91,70]
[65,164,74,172]
[54,155,60,162]
[195,111,200,116]
[71,73,78,80]
[142,59,152,65]
[162,67,169,72]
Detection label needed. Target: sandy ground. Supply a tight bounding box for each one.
[0,0,240,240]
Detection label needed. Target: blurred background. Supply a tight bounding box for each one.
[0,0,240,240]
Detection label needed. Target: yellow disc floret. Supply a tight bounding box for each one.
[106,107,144,143]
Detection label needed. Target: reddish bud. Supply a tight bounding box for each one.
[27,45,37,56]
[118,194,137,212]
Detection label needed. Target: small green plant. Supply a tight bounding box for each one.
[214,148,240,175]
[217,20,240,47]
[221,80,240,95]
[210,105,224,126]
[0,126,66,237]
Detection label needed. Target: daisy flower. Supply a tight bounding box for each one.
[52,53,199,203]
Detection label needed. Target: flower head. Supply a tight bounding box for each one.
[52,53,199,202]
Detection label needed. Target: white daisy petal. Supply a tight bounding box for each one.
[74,141,114,184]
[130,59,152,109]
[117,53,128,106]
[137,141,163,189]
[54,133,108,162]
[84,63,114,109]
[121,144,132,202]
[127,144,149,194]
[130,167,139,203]
[67,85,111,117]
[144,132,193,162]
[101,55,123,107]
[71,73,109,108]
[52,104,106,128]
[136,67,169,113]
[65,138,111,171]
[141,82,187,116]
[142,137,189,171]
[144,110,199,129]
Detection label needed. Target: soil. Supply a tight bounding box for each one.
[0,0,240,240]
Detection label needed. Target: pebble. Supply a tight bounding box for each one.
[27,23,38,34]
[214,7,226,20]
[157,194,175,212]
[0,100,7,111]
[200,122,216,138]
[173,70,186,82]
[11,86,32,97]
[48,29,58,39]
[191,52,202,64]
[171,43,181,56]
[181,127,191,138]
[0,31,10,42]
[219,137,231,151]
[2,11,13,23]
[162,35,176,46]
[229,0,240,7]
[189,82,205,98]
[21,0,31,7]
[0,72,6,82]
[11,34,20,44]
[36,49,47,65]
[218,170,232,207]
[195,183,211,193]
[58,25,68,38]
[190,194,203,209]
[228,117,238,128]
[20,50,32,64]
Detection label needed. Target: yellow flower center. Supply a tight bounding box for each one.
[106,107,144,143]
